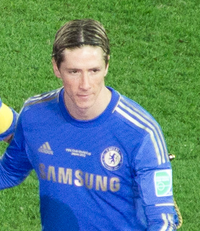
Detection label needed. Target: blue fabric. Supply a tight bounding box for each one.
[0,88,178,230]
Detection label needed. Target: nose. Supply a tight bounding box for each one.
[79,72,91,90]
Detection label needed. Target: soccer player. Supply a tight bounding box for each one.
[0,19,180,230]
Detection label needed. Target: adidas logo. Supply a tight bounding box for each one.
[38,142,53,155]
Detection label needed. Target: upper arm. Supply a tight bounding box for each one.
[0,115,32,189]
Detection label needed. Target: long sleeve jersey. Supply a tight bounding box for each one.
[0,87,178,230]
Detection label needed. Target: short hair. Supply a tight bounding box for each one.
[52,19,110,68]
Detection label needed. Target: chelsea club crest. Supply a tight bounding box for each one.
[101,147,123,171]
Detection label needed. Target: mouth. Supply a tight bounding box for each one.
[77,94,91,100]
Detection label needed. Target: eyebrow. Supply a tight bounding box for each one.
[65,66,102,71]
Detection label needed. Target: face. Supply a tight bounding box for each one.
[53,46,110,119]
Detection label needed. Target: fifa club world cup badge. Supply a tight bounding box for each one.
[154,170,173,197]
[101,147,123,171]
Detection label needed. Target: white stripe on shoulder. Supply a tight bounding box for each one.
[116,106,162,165]
[115,97,169,165]
[24,88,62,107]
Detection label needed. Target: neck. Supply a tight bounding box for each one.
[64,87,112,121]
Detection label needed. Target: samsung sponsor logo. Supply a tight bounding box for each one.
[39,163,120,192]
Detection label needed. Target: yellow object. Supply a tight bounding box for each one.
[174,199,183,229]
[0,103,13,134]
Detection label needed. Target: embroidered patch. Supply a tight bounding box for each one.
[154,170,173,197]
[101,147,123,171]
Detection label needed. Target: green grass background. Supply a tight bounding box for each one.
[0,0,199,230]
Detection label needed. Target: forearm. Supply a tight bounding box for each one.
[135,167,179,230]
[145,204,177,230]
[0,150,32,189]
[0,126,33,190]
[0,160,23,189]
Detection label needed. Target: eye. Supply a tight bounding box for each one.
[69,69,79,74]
[91,68,100,73]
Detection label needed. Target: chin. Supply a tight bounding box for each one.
[77,104,92,110]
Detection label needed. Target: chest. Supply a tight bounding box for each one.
[25,121,137,188]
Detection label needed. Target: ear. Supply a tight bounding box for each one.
[104,63,109,76]
[104,55,110,76]
[52,59,61,78]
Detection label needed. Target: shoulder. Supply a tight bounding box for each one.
[114,94,160,130]
[18,88,63,119]
[114,94,169,165]
[24,88,62,108]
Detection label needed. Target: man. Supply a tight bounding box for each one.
[0,19,179,230]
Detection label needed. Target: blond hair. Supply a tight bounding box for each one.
[52,19,110,68]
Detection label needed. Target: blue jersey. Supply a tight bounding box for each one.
[0,87,178,230]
